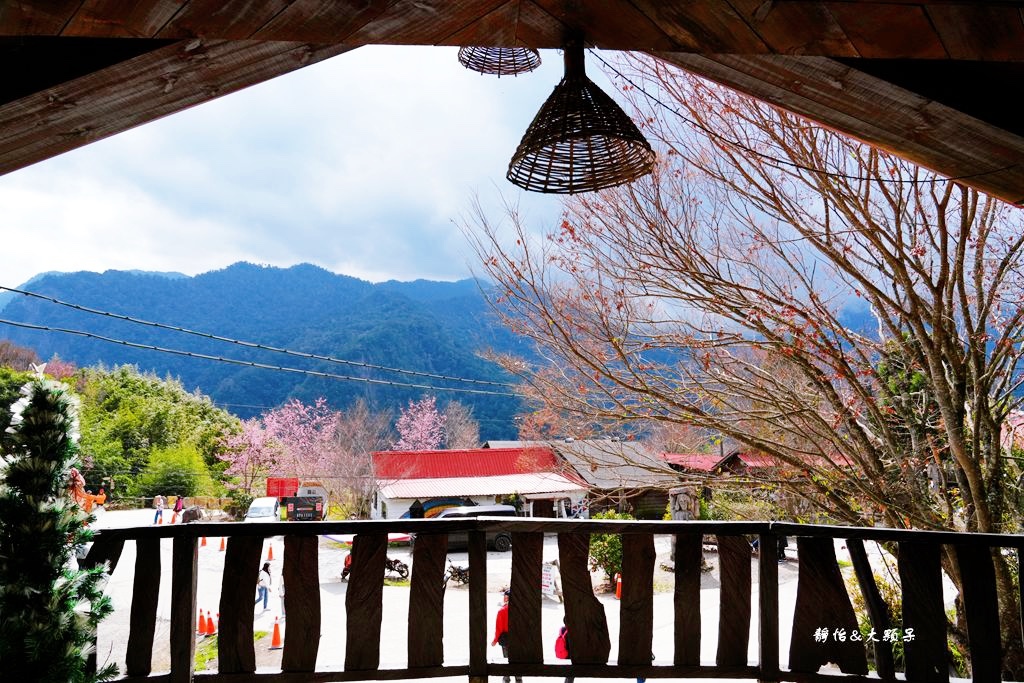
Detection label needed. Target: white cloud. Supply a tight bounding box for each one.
[0,45,615,287]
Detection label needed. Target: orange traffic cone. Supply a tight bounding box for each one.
[201,536,207,547]
[267,544,274,561]
[615,573,622,600]
[269,616,283,650]
[171,511,178,524]
[205,610,216,636]
[197,610,207,635]
[157,515,163,525]
[219,537,225,552]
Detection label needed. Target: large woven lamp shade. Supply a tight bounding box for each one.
[506,40,654,194]
[458,46,541,77]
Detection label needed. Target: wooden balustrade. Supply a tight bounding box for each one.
[81,519,1021,683]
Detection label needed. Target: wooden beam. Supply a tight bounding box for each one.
[558,532,611,665]
[217,536,263,674]
[408,533,448,668]
[169,536,198,683]
[0,38,353,176]
[898,541,948,683]
[655,52,1024,206]
[673,533,702,667]
[344,533,387,671]
[619,534,655,667]
[509,532,544,664]
[281,535,321,672]
[126,538,161,677]
[715,535,751,667]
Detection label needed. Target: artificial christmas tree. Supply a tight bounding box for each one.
[0,375,115,681]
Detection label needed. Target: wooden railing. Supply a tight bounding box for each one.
[82,518,1019,683]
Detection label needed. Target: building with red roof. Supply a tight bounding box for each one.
[370,446,587,520]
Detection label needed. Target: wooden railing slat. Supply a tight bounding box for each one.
[558,532,611,664]
[619,533,655,666]
[848,538,895,680]
[81,536,125,572]
[408,533,448,668]
[954,544,1001,682]
[788,536,866,675]
[898,541,949,683]
[467,530,488,680]
[716,534,751,667]
[757,531,779,678]
[281,534,320,672]
[217,536,263,673]
[509,532,544,663]
[126,538,161,677]
[169,536,198,683]
[344,533,387,671]
[674,533,702,667]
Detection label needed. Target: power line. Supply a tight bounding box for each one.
[0,317,520,398]
[0,285,516,389]
[591,51,1016,186]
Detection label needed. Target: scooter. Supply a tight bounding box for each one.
[340,553,409,581]
[443,558,470,589]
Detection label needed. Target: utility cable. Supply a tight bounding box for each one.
[590,50,1016,186]
[0,285,516,388]
[0,318,520,397]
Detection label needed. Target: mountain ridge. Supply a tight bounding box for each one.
[0,262,524,438]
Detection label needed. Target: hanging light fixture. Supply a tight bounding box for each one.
[506,37,655,194]
[458,46,541,77]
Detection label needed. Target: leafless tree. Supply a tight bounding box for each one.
[333,399,392,517]
[466,54,1024,671]
[442,400,481,449]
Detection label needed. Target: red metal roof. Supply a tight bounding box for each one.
[661,453,721,472]
[373,447,560,480]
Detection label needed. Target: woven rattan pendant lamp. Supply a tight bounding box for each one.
[458,46,541,77]
[506,38,655,194]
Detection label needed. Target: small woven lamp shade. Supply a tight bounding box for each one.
[458,46,541,77]
[506,41,654,194]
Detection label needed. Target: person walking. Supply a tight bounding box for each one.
[255,562,272,611]
[491,588,522,683]
[152,494,165,525]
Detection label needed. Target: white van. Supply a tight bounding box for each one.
[244,496,280,522]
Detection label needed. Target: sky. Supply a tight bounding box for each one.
[0,45,603,288]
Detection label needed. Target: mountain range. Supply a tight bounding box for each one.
[0,263,528,438]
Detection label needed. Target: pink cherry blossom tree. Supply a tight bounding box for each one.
[392,395,446,451]
[218,419,283,494]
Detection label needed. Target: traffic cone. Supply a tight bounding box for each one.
[267,544,274,561]
[201,536,207,547]
[205,610,216,636]
[269,617,283,650]
[171,511,178,524]
[615,573,622,600]
[158,515,163,525]
[197,610,207,635]
[219,537,225,552]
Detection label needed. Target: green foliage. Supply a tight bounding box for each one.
[588,509,634,582]
[77,366,238,494]
[0,377,116,682]
[136,443,217,497]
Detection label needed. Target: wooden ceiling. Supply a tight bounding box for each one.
[3,1,1024,204]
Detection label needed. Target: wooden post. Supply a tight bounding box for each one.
[619,533,655,667]
[282,534,321,672]
[217,536,263,674]
[757,531,779,681]
[345,533,387,670]
[716,534,752,667]
[408,533,448,667]
[126,538,161,677]
[898,541,948,683]
[558,532,611,664]
[169,536,198,683]
[468,529,488,683]
[509,532,543,663]
[955,545,1001,683]
[674,533,702,667]
[848,538,895,680]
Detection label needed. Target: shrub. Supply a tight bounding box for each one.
[588,509,634,582]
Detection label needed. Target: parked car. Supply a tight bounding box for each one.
[243,496,280,522]
[411,504,518,552]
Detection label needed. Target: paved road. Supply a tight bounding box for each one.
[91,509,807,679]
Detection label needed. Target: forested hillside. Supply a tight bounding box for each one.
[0,263,526,438]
